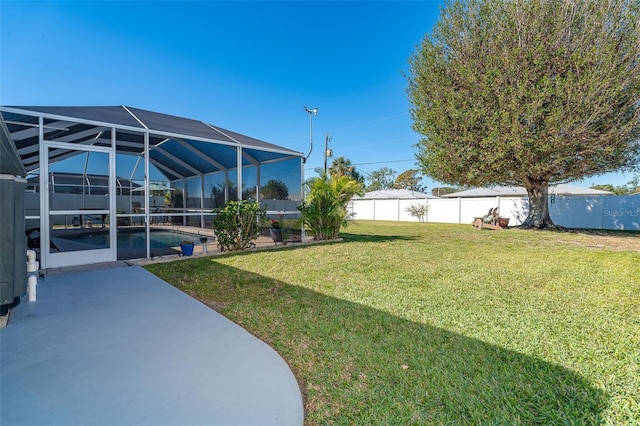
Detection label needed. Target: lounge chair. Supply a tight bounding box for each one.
[472,207,509,230]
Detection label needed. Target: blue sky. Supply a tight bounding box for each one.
[1,0,634,191]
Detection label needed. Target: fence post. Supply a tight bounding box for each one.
[426,198,429,223]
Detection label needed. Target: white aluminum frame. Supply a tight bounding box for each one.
[4,106,304,268]
[42,138,116,269]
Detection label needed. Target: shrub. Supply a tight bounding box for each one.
[213,200,265,251]
[406,203,429,222]
[298,175,364,240]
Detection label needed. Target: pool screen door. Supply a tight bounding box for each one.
[42,142,116,269]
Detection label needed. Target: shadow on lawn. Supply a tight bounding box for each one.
[152,261,606,424]
[339,232,420,244]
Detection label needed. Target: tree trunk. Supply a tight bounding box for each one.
[521,179,554,228]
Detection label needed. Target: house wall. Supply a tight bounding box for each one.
[348,195,640,230]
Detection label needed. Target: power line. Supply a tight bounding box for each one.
[347,136,417,149]
[305,158,416,172]
[327,113,409,133]
[280,112,410,144]
[353,159,415,166]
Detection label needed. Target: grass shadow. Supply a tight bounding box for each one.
[339,232,421,244]
[556,228,640,236]
[147,260,606,425]
[517,226,640,236]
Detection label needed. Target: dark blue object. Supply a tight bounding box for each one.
[180,243,194,256]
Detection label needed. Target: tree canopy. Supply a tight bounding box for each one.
[590,173,640,195]
[393,169,425,192]
[407,0,640,228]
[431,186,460,197]
[366,168,426,192]
[366,167,396,191]
[329,157,364,183]
[261,179,289,200]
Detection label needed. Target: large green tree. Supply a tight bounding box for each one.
[366,167,396,191]
[407,0,640,228]
[393,169,425,192]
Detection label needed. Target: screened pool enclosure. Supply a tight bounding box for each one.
[1,106,304,269]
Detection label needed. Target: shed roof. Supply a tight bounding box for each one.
[355,189,438,199]
[0,106,303,180]
[442,184,614,198]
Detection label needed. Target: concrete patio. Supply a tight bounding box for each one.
[0,264,304,425]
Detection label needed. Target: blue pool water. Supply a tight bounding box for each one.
[66,229,201,250]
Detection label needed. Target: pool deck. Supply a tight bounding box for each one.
[0,263,304,425]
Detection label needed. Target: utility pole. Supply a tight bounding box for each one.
[323,133,332,176]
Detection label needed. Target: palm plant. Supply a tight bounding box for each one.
[298,174,364,240]
[328,157,364,183]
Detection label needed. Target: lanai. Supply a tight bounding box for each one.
[1,105,304,270]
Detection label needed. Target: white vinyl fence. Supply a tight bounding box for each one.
[348,195,640,231]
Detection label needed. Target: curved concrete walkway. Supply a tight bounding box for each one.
[1,265,303,425]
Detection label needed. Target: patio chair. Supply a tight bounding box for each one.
[472,207,509,230]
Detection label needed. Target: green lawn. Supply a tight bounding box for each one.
[145,221,640,425]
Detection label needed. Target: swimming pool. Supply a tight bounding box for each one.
[63,229,203,250]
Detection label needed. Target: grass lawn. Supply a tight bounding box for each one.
[145,221,640,425]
